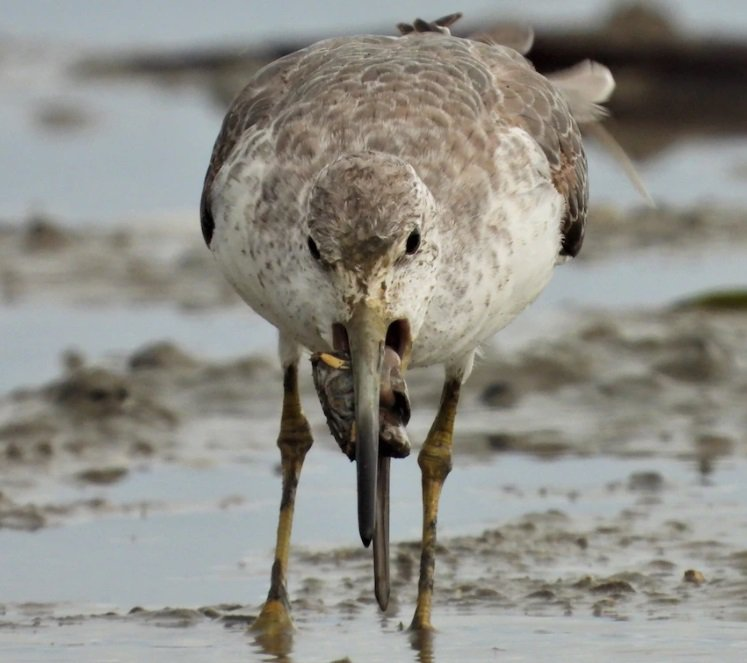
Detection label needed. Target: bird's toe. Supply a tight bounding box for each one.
[250,598,294,636]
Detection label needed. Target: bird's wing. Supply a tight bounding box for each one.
[199,36,402,246]
[199,49,307,245]
[549,60,652,206]
[465,40,598,258]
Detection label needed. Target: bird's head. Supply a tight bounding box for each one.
[305,150,441,544]
[306,151,441,342]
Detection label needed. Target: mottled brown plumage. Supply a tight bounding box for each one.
[200,13,613,633]
[201,23,592,259]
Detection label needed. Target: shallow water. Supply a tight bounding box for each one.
[546,246,747,309]
[0,454,674,604]
[2,451,747,660]
[3,611,745,662]
[0,303,271,393]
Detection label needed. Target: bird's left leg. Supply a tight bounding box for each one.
[410,357,467,631]
[252,338,313,634]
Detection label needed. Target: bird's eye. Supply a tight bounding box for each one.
[307,236,321,260]
[405,229,421,255]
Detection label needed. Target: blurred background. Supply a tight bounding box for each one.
[2,0,747,223]
[1,0,745,389]
[1,2,746,660]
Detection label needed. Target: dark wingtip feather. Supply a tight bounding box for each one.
[434,12,463,28]
[398,12,463,36]
[200,192,214,246]
[560,219,584,257]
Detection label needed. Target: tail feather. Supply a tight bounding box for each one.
[470,23,535,55]
[547,59,615,123]
[549,60,654,205]
[584,122,655,206]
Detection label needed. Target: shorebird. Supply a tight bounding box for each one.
[200,13,614,632]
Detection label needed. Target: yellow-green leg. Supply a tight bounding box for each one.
[251,362,313,634]
[410,378,461,631]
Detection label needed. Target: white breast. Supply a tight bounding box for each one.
[411,128,564,366]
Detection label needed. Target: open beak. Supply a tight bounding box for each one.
[346,303,387,547]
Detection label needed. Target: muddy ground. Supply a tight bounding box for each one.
[1,260,747,659]
[2,296,746,489]
[1,205,747,663]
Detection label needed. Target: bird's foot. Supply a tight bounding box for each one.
[250,599,294,635]
[409,603,436,632]
[250,599,294,658]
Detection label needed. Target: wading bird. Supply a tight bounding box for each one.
[200,13,614,632]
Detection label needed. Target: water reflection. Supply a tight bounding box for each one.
[251,628,294,662]
[247,619,439,663]
[410,627,436,663]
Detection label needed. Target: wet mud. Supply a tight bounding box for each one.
[295,505,747,624]
[0,216,238,309]
[2,305,745,491]
[1,302,746,656]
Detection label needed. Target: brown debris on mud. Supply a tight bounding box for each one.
[0,341,278,470]
[292,505,747,624]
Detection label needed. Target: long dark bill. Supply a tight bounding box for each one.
[347,304,386,547]
[373,455,390,610]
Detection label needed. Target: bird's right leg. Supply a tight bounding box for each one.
[410,354,472,632]
[252,340,313,634]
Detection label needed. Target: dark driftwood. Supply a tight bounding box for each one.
[531,32,747,128]
[75,17,747,156]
